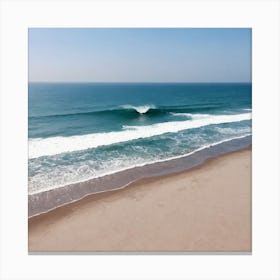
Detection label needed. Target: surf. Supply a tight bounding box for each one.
[121,104,156,114]
[29,112,251,159]
[29,104,222,120]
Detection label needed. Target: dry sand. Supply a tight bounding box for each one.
[28,149,251,252]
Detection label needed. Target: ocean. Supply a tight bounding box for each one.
[28,82,252,215]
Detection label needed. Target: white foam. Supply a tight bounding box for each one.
[170,112,210,119]
[29,112,251,159]
[121,104,155,114]
[29,133,252,194]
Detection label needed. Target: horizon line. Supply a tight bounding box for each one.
[28,81,252,84]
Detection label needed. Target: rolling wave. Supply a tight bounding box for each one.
[121,104,156,114]
[29,112,251,159]
[29,104,222,119]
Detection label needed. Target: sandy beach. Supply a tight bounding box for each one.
[28,149,251,252]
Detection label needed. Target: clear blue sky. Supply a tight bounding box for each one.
[29,28,251,83]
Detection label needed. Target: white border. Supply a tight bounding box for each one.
[0,0,279,279]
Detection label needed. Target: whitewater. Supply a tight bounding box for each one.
[29,112,251,159]
[28,82,252,195]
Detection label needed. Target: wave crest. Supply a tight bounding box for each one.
[170,112,210,119]
[29,113,251,159]
[121,104,156,114]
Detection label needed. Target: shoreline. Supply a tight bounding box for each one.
[28,135,252,217]
[29,148,252,252]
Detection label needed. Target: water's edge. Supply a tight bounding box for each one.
[28,135,252,218]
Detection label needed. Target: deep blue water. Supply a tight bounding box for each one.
[28,83,252,194]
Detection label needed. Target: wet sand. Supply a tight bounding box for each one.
[28,135,252,217]
[29,149,251,252]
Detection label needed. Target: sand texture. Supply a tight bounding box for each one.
[29,149,251,252]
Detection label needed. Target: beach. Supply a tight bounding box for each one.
[28,82,252,198]
[29,148,251,252]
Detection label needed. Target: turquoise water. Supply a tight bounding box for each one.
[28,83,252,194]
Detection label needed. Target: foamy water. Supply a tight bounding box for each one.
[29,112,251,159]
[29,82,252,194]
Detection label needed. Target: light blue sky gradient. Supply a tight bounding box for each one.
[29,28,251,83]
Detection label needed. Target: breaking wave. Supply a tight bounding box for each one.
[29,112,251,159]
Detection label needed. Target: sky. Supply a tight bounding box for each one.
[29,28,251,83]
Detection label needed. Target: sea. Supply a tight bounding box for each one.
[28,83,252,215]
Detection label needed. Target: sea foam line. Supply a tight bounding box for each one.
[29,134,252,195]
[170,112,210,118]
[29,113,251,159]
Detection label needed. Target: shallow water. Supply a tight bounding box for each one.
[28,82,252,194]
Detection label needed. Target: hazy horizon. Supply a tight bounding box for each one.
[29,28,252,83]
[28,81,252,84]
